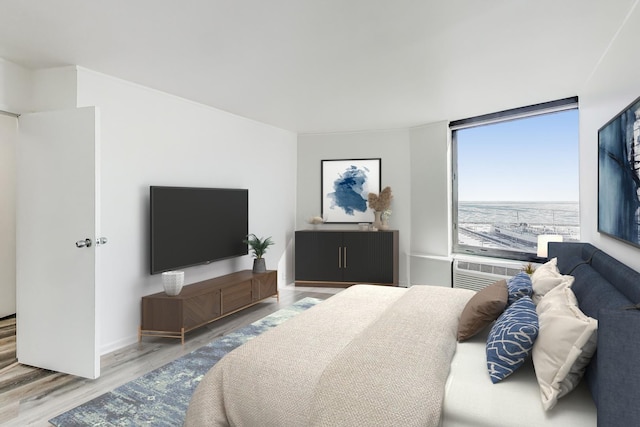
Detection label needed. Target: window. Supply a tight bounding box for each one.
[451,97,580,261]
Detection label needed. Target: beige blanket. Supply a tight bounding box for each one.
[184,284,474,427]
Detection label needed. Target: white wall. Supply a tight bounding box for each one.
[578,3,640,271]
[71,68,296,353]
[32,66,78,112]
[409,122,453,286]
[297,129,411,285]
[0,58,32,113]
[0,114,17,317]
[409,122,451,256]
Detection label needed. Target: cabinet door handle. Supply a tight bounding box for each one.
[344,247,347,268]
[338,247,342,268]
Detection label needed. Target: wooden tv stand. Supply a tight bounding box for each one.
[139,270,278,344]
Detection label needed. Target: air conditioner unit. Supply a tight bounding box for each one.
[452,256,524,292]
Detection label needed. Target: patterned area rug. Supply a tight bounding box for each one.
[49,297,322,427]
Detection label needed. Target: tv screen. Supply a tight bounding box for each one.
[150,186,249,274]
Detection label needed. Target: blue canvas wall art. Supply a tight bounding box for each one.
[321,158,381,223]
[598,95,640,247]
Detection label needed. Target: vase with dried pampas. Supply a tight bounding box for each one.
[368,186,393,230]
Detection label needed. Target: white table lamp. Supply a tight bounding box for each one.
[537,234,564,258]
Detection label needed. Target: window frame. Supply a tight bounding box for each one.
[451,97,579,262]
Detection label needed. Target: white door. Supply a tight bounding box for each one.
[16,107,101,379]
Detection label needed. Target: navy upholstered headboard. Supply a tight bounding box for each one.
[548,242,640,426]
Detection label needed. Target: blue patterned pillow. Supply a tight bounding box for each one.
[486,296,539,383]
[507,272,533,306]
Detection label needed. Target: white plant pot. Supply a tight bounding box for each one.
[162,271,185,296]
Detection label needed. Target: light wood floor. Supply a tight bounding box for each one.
[0,284,342,427]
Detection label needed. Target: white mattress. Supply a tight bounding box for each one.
[441,329,597,427]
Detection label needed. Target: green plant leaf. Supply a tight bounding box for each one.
[243,233,275,259]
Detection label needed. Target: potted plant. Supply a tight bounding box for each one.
[244,234,274,273]
[522,263,536,275]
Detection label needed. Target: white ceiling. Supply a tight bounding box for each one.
[0,1,636,133]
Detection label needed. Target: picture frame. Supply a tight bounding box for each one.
[598,95,640,248]
[321,158,381,223]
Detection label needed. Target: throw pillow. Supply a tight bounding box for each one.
[532,285,597,410]
[457,279,508,341]
[507,272,533,306]
[486,296,539,383]
[530,258,574,304]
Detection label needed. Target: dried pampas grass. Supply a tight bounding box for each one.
[368,186,393,211]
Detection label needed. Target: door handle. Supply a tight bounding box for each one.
[343,247,347,268]
[338,247,341,268]
[76,238,92,248]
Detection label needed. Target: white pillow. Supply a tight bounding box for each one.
[530,258,574,304]
[532,285,597,411]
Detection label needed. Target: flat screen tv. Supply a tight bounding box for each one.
[150,186,249,274]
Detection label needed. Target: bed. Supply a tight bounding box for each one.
[184,242,640,426]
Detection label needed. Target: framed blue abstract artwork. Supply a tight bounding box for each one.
[598,95,640,247]
[321,158,381,223]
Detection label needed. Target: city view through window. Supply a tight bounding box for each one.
[453,108,580,257]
